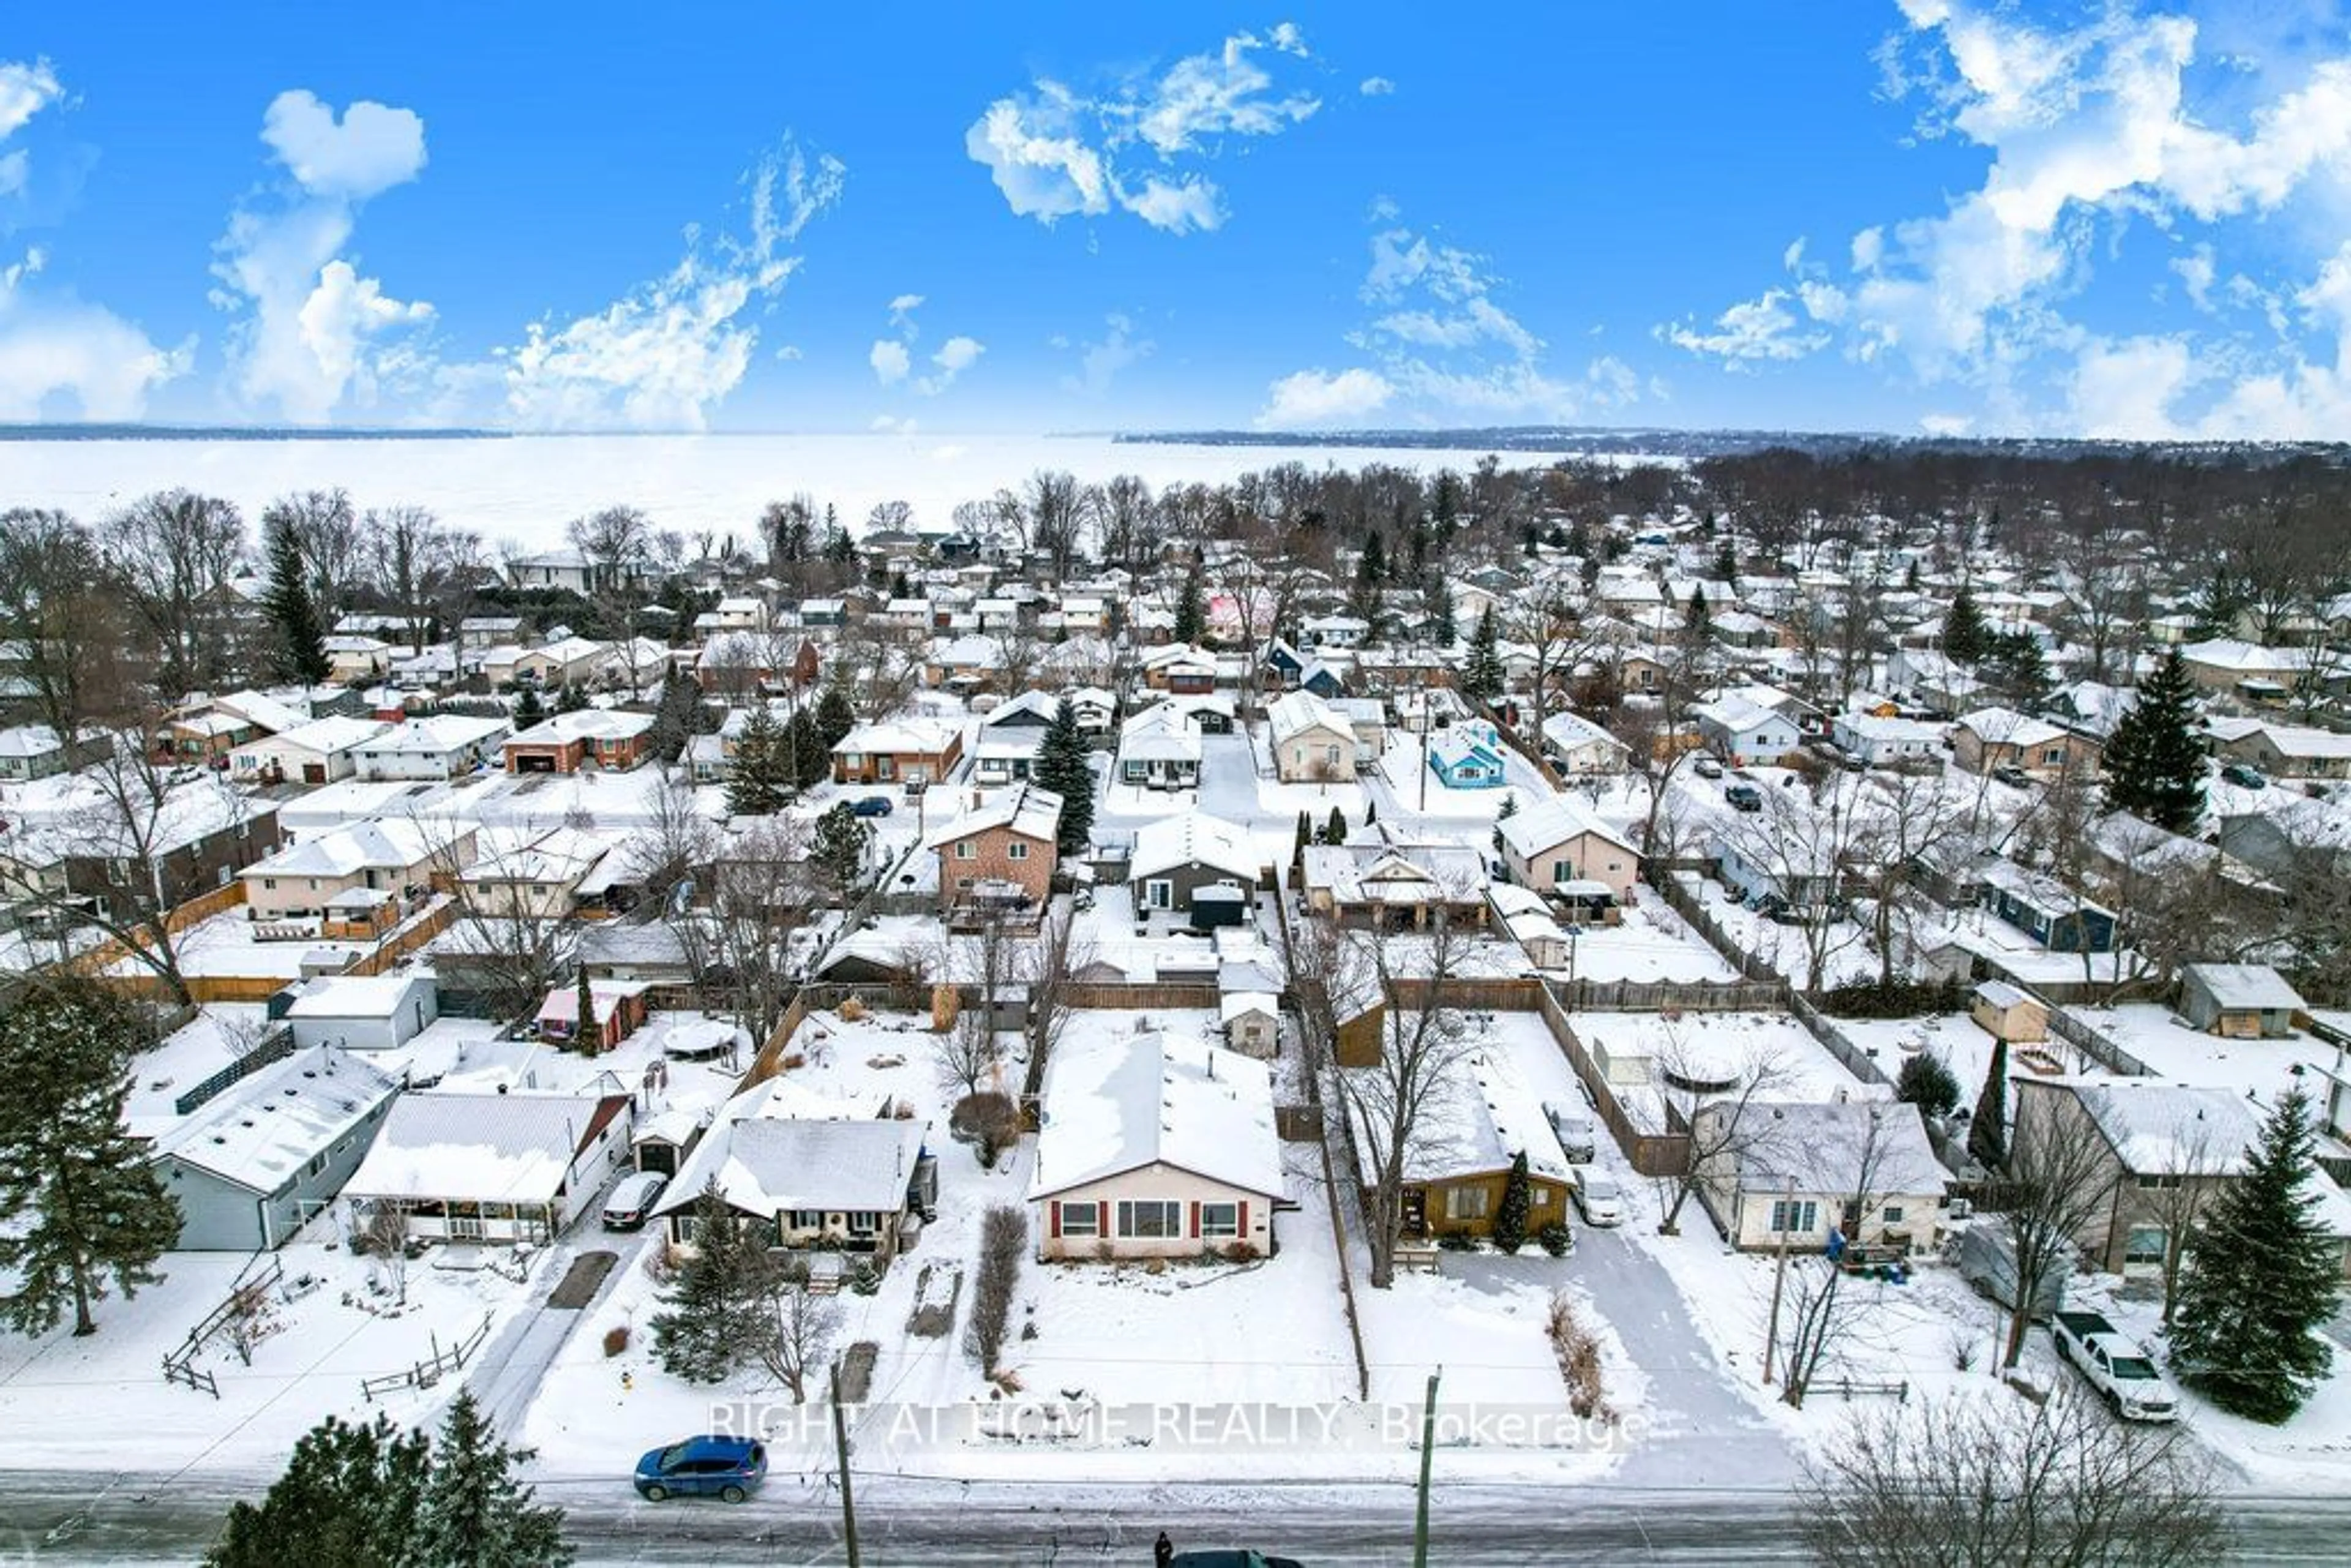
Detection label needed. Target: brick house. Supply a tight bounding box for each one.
[831,718,964,786]
[926,782,1062,915]
[501,710,655,774]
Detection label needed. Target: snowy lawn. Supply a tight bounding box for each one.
[2071,1002,2345,1100]
[1570,1010,1870,1134]
[1552,900,1739,986]
[0,1228,542,1474]
[133,896,454,981]
[1675,870,1877,991]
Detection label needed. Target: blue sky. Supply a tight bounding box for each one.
[1,2,2347,438]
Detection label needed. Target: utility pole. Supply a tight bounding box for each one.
[1413,1366,1441,1568]
[1761,1176,1796,1386]
[831,1359,861,1567]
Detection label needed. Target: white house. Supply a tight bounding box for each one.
[1117,702,1202,790]
[342,1090,636,1244]
[231,715,391,786]
[1694,1097,1948,1255]
[1831,713,1945,768]
[1694,695,1801,767]
[1539,710,1632,776]
[1267,690,1358,783]
[284,973,441,1052]
[1030,1029,1283,1262]
[353,715,512,780]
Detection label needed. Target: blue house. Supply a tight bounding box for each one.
[1982,863,2116,953]
[1427,721,1509,790]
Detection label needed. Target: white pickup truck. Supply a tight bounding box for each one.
[2052,1310,2178,1422]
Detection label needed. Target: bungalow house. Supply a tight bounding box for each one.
[2012,1078,2351,1282]
[1830,713,1946,769]
[1539,711,1632,776]
[1332,697,1389,768]
[1496,797,1640,905]
[502,709,655,774]
[1980,861,2116,953]
[2178,963,2304,1038]
[1694,694,1802,767]
[928,782,1062,915]
[653,1082,932,1268]
[1141,643,1219,696]
[458,615,524,654]
[1032,1029,1283,1262]
[323,635,396,683]
[831,718,964,786]
[484,636,613,691]
[1970,980,2049,1044]
[1693,1098,1948,1255]
[979,689,1063,730]
[0,724,107,781]
[1131,811,1259,915]
[1952,708,2083,779]
[231,715,391,786]
[1712,828,1842,913]
[2209,721,2351,782]
[1428,719,1510,790]
[1067,686,1117,733]
[353,714,512,780]
[970,730,1047,789]
[462,826,613,921]
[1299,835,1489,929]
[1368,1043,1573,1242]
[506,550,602,593]
[284,973,440,1051]
[148,1046,402,1251]
[1117,702,1203,790]
[2177,638,2303,702]
[1886,648,1988,714]
[1301,613,1371,650]
[926,634,1004,691]
[241,819,463,923]
[695,630,821,696]
[1268,690,1359,783]
[342,1089,636,1244]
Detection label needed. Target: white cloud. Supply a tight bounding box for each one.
[1658,289,1831,366]
[915,334,984,396]
[966,24,1321,234]
[1360,76,1396,97]
[869,338,910,386]
[0,58,61,143]
[1918,412,1974,436]
[1059,310,1154,398]
[260,89,426,201]
[887,293,924,324]
[2065,332,2195,438]
[498,137,845,429]
[215,91,436,422]
[1254,366,1393,427]
[871,295,984,397]
[2172,244,2216,310]
[0,247,190,419]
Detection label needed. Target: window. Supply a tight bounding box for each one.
[1146,880,1172,910]
[1201,1202,1239,1239]
[847,1211,879,1236]
[264,879,277,891]
[787,1209,825,1231]
[1057,1202,1099,1238]
[956,876,973,890]
[1326,745,1342,767]
[1445,1187,1490,1221]
[1769,1200,1819,1234]
[1883,1205,1904,1223]
[956,841,977,860]
[1117,1200,1182,1238]
[307,1152,328,1177]
[1553,861,1571,883]
[2124,1226,2167,1267]
[1007,841,1029,861]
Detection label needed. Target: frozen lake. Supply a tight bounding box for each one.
[1,432,1595,552]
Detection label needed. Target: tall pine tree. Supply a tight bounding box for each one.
[1941,585,1989,666]
[1461,605,1505,702]
[412,1389,574,1567]
[207,1414,431,1568]
[1427,577,1458,647]
[1685,585,1712,645]
[812,800,872,896]
[650,1185,770,1383]
[1967,1038,2008,1170]
[262,511,331,686]
[2171,1089,2339,1424]
[725,704,790,816]
[1030,696,1095,856]
[2102,647,2207,833]
[0,979,181,1336]
[1172,566,1205,645]
[1493,1151,1533,1253]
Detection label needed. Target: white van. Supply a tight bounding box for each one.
[602,1170,670,1231]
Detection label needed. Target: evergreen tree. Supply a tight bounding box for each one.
[1903,558,1922,592]
[1461,606,1505,702]
[262,512,331,686]
[2103,647,2207,833]
[2185,566,2252,642]
[725,704,790,816]
[1967,1038,2008,1170]
[1984,629,2053,710]
[646,669,702,765]
[207,1414,430,1568]
[1894,1052,1960,1120]
[1031,697,1095,856]
[1493,1152,1532,1253]
[1322,806,1347,845]
[1293,810,1312,865]
[812,801,872,896]
[553,682,589,714]
[1941,585,1990,666]
[1713,538,1738,588]
[1685,585,1712,643]
[813,686,858,750]
[889,569,911,599]
[1172,566,1205,645]
[512,685,546,729]
[820,509,855,565]
[1359,530,1387,584]
[413,1389,574,1567]
[572,967,600,1054]
[1427,577,1458,647]
[0,980,181,1337]
[784,705,828,790]
[1494,792,1518,855]
[650,1185,768,1383]
[2172,1089,2339,1424]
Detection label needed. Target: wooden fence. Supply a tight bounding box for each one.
[1652,872,1788,986]
[72,878,250,977]
[1535,983,1692,1178]
[1788,992,1897,1092]
[361,1310,494,1401]
[2045,1005,2154,1078]
[1556,977,1791,1013]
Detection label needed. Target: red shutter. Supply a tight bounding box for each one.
[1190,1201,1201,1239]
[1049,1202,1062,1239]
[1238,1200,1250,1237]
[1097,1201,1109,1236]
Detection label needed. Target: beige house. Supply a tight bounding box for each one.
[1032,1030,1283,1262]
[1267,690,1359,782]
[1693,1098,1948,1255]
[1494,796,1640,904]
[1952,707,2094,779]
[241,819,470,922]
[230,715,391,786]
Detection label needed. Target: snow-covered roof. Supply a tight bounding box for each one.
[152,1046,399,1192]
[244,715,391,757]
[283,972,435,1020]
[357,714,512,756]
[924,782,1063,849]
[2183,962,2306,1013]
[1267,689,1352,746]
[1733,1099,1947,1198]
[1031,1029,1282,1200]
[1397,1042,1572,1186]
[1496,795,1636,861]
[1540,710,1629,756]
[2049,1079,2261,1177]
[506,709,656,746]
[1956,707,2065,749]
[694,1115,926,1217]
[834,717,961,756]
[346,1090,628,1202]
[247,818,443,879]
[1131,811,1258,883]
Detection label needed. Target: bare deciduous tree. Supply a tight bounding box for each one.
[1993,1093,2124,1368]
[1652,1024,1796,1236]
[100,489,246,695]
[757,1274,839,1405]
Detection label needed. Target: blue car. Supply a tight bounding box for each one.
[634,1435,767,1503]
[851,795,894,817]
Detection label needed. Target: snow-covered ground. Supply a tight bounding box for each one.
[1556,898,1739,985]
[126,895,454,981]
[2068,1002,2346,1100]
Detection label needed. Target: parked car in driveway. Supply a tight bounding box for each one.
[2220,762,2268,789]
[1723,782,1763,812]
[602,1170,670,1231]
[1990,763,2032,788]
[1573,1172,1624,1226]
[1692,756,1724,779]
[635,1435,767,1502]
[1543,1101,1598,1163]
[2052,1310,2178,1422]
[851,795,895,817]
